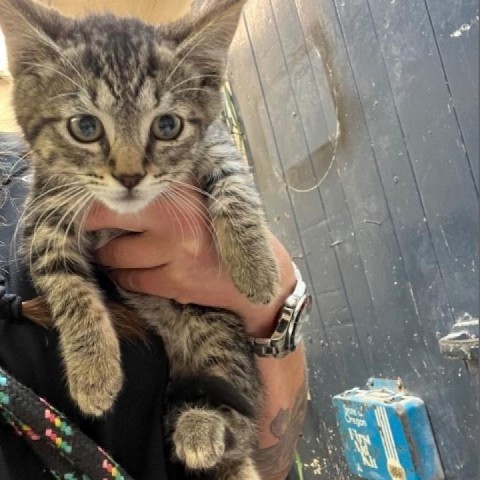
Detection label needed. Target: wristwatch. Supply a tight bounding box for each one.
[250,263,312,358]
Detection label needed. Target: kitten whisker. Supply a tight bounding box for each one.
[56,193,92,273]
[14,23,87,85]
[166,186,222,270]
[16,183,85,228]
[155,192,187,246]
[171,87,213,96]
[0,147,35,164]
[20,62,90,98]
[75,194,100,263]
[47,190,93,274]
[32,174,79,194]
[165,177,236,231]
[164,189,203,259]
[166,189,200,251]
[25,186,85,239]
[44,91,80,105]
[164,177,220,205]
[169,185,219,242]
[26,187,87,272]
[63,193,94,262]
[185,173,240,234]
[0,148,35,185]
[155,177,234,256]
[76,196,95,237]
[12,183,85,264]
[164,8,236,87]
[165,73,222,97]
[163,27,212,87]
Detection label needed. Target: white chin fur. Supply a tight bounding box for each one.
[97,194,155,214]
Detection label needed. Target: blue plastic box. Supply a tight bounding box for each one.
[333,378,444,480]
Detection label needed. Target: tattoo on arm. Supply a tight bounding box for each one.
[253,379,308,479]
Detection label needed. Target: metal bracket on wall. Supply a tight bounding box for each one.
[439,315,479,362]
[365,377,405,394]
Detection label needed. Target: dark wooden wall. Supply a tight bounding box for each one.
[227,0,479,478]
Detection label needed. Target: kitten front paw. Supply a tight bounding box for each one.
[214,218,279,305]
[233,254,279,305]
[173,408,227,470]
[65,335,123,416]
[70,369,122,417]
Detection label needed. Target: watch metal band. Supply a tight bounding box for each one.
[250,262,309,358]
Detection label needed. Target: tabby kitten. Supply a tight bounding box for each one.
[0,0,279,478]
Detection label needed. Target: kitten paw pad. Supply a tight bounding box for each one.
[173,409,227,470]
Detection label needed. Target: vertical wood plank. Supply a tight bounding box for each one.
[424,0,479,187]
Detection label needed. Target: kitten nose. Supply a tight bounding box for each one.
[114,173,145,189]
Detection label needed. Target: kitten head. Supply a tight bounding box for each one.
[0,0,246,212]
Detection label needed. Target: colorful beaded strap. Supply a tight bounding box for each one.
[0,365,134,480]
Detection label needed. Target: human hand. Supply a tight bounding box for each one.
[85,186,296,337]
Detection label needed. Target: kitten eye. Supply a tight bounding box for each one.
[67,115,104,143]
[151,114,183,141]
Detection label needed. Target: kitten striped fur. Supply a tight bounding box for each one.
[0,0,278,478]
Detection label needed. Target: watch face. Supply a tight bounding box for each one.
[291,295,312,348]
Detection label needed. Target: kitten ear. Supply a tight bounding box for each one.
[0,0,73,77]
[168,0,247,85]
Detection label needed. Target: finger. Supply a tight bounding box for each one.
[110,267,179,298]
[110,266,229,305]
[85,189,206,233]
[94,233,173,269]
[85,202,148,232]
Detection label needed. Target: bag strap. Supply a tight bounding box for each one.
[0,281,134,480]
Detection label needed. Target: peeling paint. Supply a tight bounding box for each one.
[456,312,479,326]
[450,16,479,37]
[303,457,323,476]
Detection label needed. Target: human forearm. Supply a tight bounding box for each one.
[253,347,308,480]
